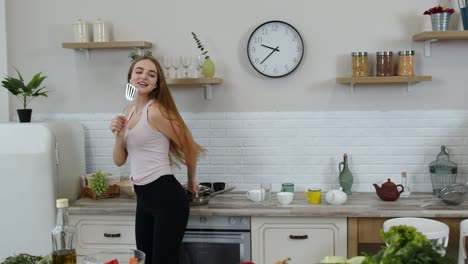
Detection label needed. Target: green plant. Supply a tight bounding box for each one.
[1,253,44,264]
[128,50,153,62]
[191,32,210,59]
[89,170,108,196]
[0,68,49,110]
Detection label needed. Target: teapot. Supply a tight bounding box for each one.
[373,179,404,201]
[325,187,347,205]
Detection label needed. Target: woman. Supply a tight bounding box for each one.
[110,56,205,264]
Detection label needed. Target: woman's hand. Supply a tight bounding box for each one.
[110,115,127,137]
[187,179,198,195]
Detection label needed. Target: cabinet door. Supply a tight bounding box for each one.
[70,214,136,256]
[252,217,347,264]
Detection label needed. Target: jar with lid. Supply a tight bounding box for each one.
[397,50,415,76]
[376,51,393,76]
[351,52,368,77]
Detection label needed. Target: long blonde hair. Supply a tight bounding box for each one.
[127,56,206,166]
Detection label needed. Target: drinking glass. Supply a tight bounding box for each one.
[171,56,182,79]
[182,56,191,78]
[261,183,271,206]
[162,56,172,79]
[194,55,204,78]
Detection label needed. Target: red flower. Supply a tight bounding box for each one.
[424,5,455,15]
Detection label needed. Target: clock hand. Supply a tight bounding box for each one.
[261,44,280,52]
[260,46,279,64]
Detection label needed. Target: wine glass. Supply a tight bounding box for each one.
[162,56,172,79]
[171,56,182,79]
[194,55,204,78]
[182,56,191,78]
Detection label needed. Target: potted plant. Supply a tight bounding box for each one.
[191,32,215,78]
[424,5,455,31]
[1,68,49,122]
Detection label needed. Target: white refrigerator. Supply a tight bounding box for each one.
[0,122,86,261]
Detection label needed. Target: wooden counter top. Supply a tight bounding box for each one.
[70,192,468,218]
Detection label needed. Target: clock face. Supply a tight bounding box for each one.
[247,20,304,78]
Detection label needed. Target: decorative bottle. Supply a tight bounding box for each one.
[338,153,353,196]
[52,198,77,264]
[202,56,215,78]
[400,170,411,198]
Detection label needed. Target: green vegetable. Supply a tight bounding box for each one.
[362,225,455,264]
[1,253,43,264]
[90,170,108,196]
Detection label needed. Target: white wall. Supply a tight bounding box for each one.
[4,0,467,117]
[0,0,8,122]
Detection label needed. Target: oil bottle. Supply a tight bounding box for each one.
[338,153,354,196]
[52,198,77,264]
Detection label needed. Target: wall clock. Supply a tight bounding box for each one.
[247,20,304,78]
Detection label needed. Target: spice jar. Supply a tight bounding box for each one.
[397,50,415,76]
[351,52,368,77]
[376,51,393,76]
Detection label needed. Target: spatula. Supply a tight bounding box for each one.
[122,83,138,114]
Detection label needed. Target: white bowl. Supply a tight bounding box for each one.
[277,192,294,205]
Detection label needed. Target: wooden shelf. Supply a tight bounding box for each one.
[412,31,468,56]
[337,76,432,84]
[62,41,152,49]
[167,78,223,100]
[412,30,468,41]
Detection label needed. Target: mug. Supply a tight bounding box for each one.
[277,192,294,205]
[303,188,321,204]
[247,189,264,202]
[213,182,226,192]
[281,183,294,193]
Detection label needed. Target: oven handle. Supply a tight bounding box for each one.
[289,234,308,240]
[184,231,250,241]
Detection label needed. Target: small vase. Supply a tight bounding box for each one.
[17,109,32,123]
[202,57,215,78]
[431,13,451,31]
[338,153,353,196]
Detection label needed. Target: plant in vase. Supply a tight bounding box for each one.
[191,32,215,78]
[424,5,455,31]
[1,68,49,122]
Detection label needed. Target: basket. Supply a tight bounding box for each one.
[81,174,120,200]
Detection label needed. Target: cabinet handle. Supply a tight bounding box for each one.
[104,233,121,238]
[289,235,308,240]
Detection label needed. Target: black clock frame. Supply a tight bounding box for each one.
[247,20,304,78]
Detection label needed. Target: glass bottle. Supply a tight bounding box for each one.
[397,50,415,76]
[338,153,354,196]
[351,52,368,77]
[400,170,411,198]
[376,51,393,76]
[52,198,77,264]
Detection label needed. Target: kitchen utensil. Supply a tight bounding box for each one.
[190,186,236,206]
[420,183,468,207]
[373,179,404,201]
[122,83,138,114]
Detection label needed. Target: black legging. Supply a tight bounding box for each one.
[134,175,189,264]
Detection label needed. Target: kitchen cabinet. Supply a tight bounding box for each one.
[412,30,468,56]
[69,214,136,257]
[251,217,347,264]
[347,217,465,259]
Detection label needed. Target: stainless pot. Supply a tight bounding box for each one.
[190,186,236,206]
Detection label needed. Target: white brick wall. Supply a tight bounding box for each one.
[33,111,468,193]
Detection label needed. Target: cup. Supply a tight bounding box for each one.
[303,188,322,204]
[281,183,295,193]
[261,183,272,205]
[247,189,264,202]
[277,192,294,205]
[213,182,226,192]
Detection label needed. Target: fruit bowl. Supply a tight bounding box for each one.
[82,249,145,264]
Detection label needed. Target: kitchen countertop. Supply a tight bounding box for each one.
[69,192,468,218]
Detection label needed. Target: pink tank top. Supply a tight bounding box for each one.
[124,100,173,185]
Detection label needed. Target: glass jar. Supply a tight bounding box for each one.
[351,52,368,77]
[397,50,415,76]
[376,51,393,76]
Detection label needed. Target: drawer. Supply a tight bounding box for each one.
[70,214,136,255]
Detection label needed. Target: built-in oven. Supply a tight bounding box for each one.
[180,216,251,264]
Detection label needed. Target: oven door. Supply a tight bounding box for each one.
[180,230,251,264]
